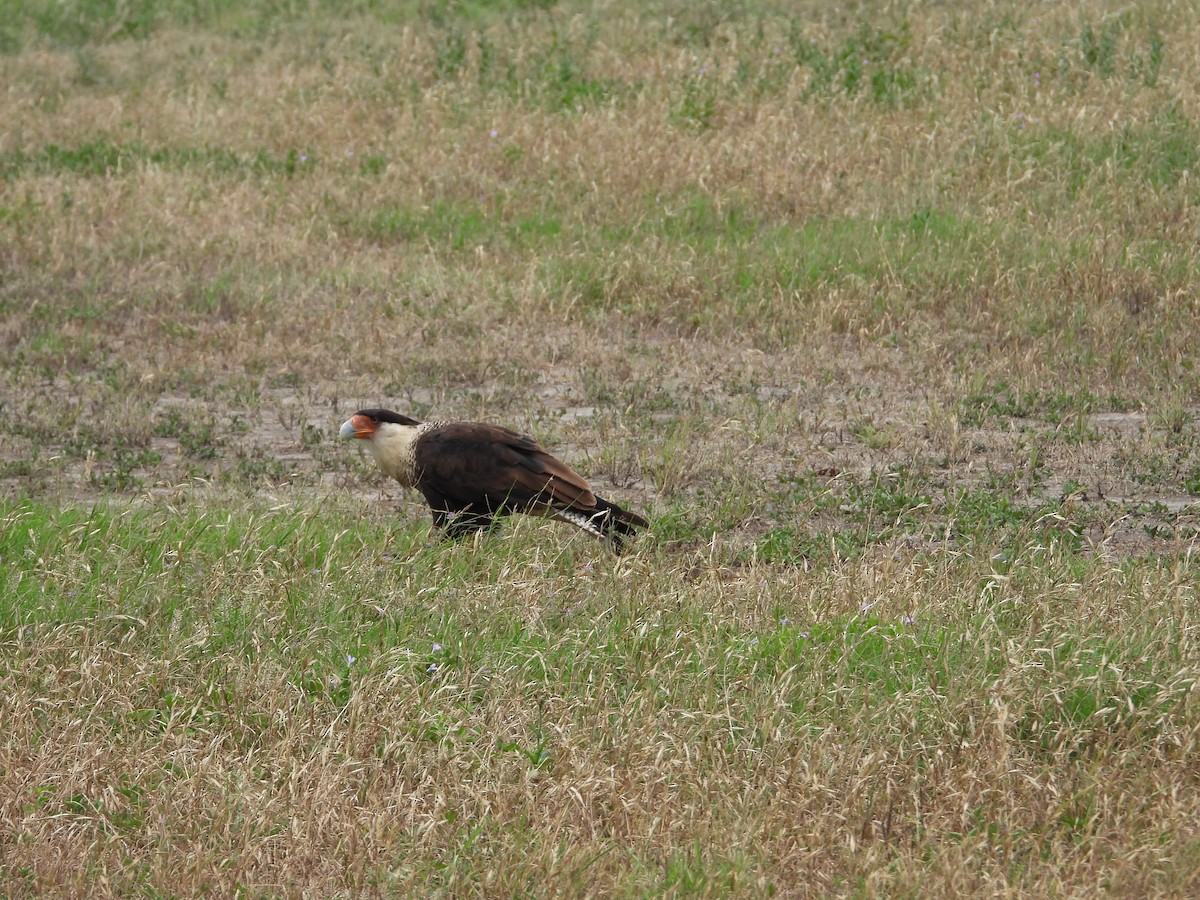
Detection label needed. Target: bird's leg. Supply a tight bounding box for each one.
[441,508,496,542]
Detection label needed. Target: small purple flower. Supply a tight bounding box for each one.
[902,615,916,626]
[345,654,356,666]
[432,642,442,653]
[299,153,308,163]
[427,662,440,677]
[489,129,499,139]
[1034,71,1041,85]
[799,630,811,640]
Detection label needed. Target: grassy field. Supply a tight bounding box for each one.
[3,0,1200,894]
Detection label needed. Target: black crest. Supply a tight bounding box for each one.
[356,408,423,426]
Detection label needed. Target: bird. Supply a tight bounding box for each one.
[338,408,648,551]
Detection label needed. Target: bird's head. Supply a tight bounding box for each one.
[338,408,422,441]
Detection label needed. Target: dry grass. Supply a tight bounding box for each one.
[4,502,1200,896]
[3,0,1200,894]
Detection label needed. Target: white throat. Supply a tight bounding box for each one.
[367,422,424,486]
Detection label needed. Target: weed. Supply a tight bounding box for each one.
[0,140,308,179]
[1079,20,1122,78]
[433,28,469,81]
[154,407,222,460]
[535,48,615,111]
[851,419,896,450]
[672,71,718,130]
[794,22,925,106]
[90,446,160,490]
[1131,33,1166,86]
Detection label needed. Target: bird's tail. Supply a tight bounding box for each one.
[552,496,649,551]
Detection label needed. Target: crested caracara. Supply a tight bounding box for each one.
[338,409,648,551]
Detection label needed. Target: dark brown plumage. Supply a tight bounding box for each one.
[339,408,648,551]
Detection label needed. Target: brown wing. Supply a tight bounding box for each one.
[414,422,597,514]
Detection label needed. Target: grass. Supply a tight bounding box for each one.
[4,0,1200,894]
[0,139,307,179]
[3,498,1198,894]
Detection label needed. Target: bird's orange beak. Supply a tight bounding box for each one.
[338,415,376,440]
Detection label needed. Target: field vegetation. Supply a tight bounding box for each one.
[3,0,1200,894]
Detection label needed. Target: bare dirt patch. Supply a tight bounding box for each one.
[3,337,1197,559]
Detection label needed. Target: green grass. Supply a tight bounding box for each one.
[0,140,310,179]
[358,200,563,250]
[1006,106,1200,206]
[793,21,928,107]
[0,0,564,52]
[749,468,1088,564]
[3,496,1197,893]
[959,380,1109,426]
